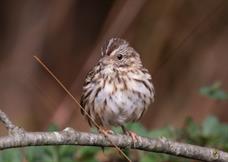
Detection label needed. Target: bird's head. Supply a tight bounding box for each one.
[99,38,142,71]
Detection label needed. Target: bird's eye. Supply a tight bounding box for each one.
[117,54,123,60]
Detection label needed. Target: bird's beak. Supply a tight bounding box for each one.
[100,56,112,65]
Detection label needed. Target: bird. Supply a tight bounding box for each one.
[80,38,154,141]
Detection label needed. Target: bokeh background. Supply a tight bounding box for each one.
[0,0,228,135]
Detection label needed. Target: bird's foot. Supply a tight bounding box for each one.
[125,130,139,147]
[126,131,138,142]
[99,127,114,137]
[98,127,114,152]
[121,126,139,146]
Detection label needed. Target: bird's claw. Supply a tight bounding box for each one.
[99,128,114,137]
[125,131,138,147]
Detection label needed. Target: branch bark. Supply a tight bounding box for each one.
[1,109,228,162]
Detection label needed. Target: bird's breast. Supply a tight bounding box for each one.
[93,73,153,126]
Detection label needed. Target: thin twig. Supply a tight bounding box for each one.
[33,56,131,162]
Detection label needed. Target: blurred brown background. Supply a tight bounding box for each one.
[0,0,228,134]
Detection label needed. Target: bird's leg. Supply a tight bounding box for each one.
[98,127,114,137]
[97,126,114,152]
[121,125,138,146]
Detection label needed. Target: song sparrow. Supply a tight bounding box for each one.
[80,38,154,139]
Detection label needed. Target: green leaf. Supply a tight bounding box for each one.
[47,123,59,131]
[183,117,203,144]
[149,126,176,139]
[139,152,172,162]
[25,146,47,162]
[59,157,74,162]
[59,145,76,158]
[76,146,99,162]
[140,154,156,162]
[77,146,99,156]
[202,116,220,137]
[0,149,22,162]
[199,82,228,100]
[125,122,148,136]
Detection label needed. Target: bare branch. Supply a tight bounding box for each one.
[0,109,228,162]
[0,110,15,130]
[0,109,25,135]
[0,127,227,162]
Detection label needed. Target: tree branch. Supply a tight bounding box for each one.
[0,109,25,135]
[0,109,228,162]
